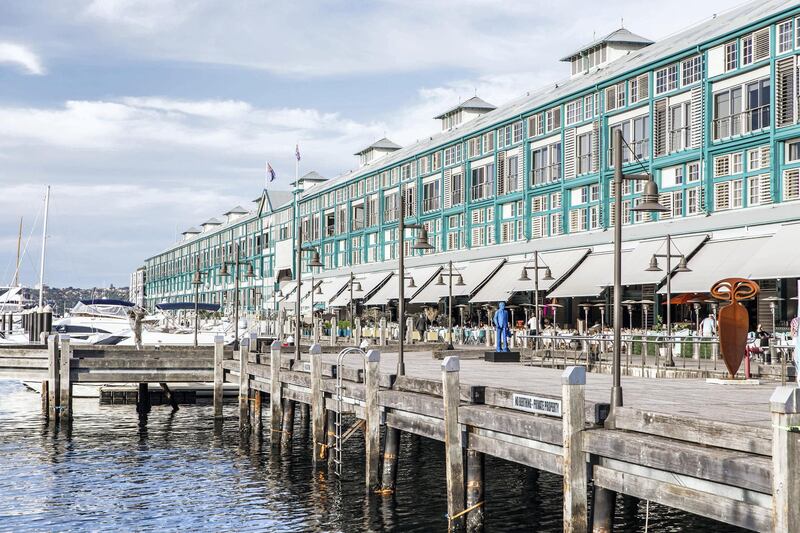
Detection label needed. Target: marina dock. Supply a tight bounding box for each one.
[1,336,795,532]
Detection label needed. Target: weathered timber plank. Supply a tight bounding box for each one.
[379,389,444,419]
[385,409,444,441]
[282,387,311,405]
[614,406,772,456]
[0,349,48,357]
[72,371,214,383]
[483,386,607,425]
[459,405,562,446]
[0,357,49,368]
[0,369,47,380]
[468,432,563,475]
[71,358,212,369]
[593,465,770,533]
[584,429,772,494]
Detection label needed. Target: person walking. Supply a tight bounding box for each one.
[700,313,717,337]
[414,313,427,344]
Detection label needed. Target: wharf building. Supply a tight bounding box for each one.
[140,0,800,331]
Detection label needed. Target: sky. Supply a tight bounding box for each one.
[0,0,744,288]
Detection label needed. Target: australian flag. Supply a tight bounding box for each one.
[295,143,301,162]
[266,162,276,182]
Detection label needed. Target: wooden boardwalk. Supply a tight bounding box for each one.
[1,336,797,532]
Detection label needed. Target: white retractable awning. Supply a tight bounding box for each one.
[548,251,622,298]
[410,259,504,304]
[329,271,392,307]
[315,276,350,308]
[470,248,590,303]
[740,223,800,280]
[661,235,771,294]
[365,266,441,306]
[621,234,708,286]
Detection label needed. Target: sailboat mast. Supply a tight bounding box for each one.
[14,217,22,287]
[38,186,50,308]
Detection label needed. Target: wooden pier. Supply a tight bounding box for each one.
[1,335,797,532]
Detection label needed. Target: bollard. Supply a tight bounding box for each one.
[380,427,401,493]
[269,339,284,447]
[442,356,465,529]
[313,317,321,344]
[58,336,72,425]
[354,317,362,347]
[364,349,381,491]
[770,386,800,532]
[47,334,60,420]
[213,335,225,419]
[562,366,588,532]
[309,343,327,462]
[281,398,295,448]
[379,317,387,346]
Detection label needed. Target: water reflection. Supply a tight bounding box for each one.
[0,380,745,532]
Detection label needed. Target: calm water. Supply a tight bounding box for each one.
[0,380,745,532]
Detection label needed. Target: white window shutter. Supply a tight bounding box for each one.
[637,73,649,101]
[714,155,730,177]
[753,28,770,62]
[690,86,704,148]
[654,99,667,157]
[591,122,600,172]
[784,169,800,200]
[564,128,577,179]
[714,181,731,210]
[497,151,506,195]
[443,169,452,209]
[776,57,796,127]
[759,173,772,204]
[517,149,524,191]
[532,216,544,238]
[659,193,673,219]
[760,146,771,170]
[569,209,581,232]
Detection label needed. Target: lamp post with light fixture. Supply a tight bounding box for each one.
[191,256,205,347]
[644,234,692,366]
[295,226,323,360]
[608,127,671,420]
[397,186,434,376]
[345,272,363,340]
[517,251,554,336]
[435,260,466,350]
[219,241,255,350]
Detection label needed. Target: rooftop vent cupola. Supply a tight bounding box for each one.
[223,205,249,223]
[290,170,327,193]
[355,138,402,167]
[181,227,201,241]
[435,96,496,131]
[200,217,223,233]
[561,27,653,78]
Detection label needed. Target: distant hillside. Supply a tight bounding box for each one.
[36,286,130,315]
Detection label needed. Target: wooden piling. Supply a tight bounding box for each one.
[58,336,72,424]
[326,414,337,467]
[770,386,800,532]
[213,335,224,419]
[136,383,150,415]
[159,383,179,411]
[281,398,295,447]
[309,344,326,462]
[239,337,251,434]
[364,349,381,491]
[380,427,400,493]
[442,356,465,528]
[252,391,263,438]
[465,446,485,532]
[269,339,283,447]
[47,334,59,420]
[591,486,616,533]
[562,366,587,533]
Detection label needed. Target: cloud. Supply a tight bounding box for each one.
[0,42,44,75]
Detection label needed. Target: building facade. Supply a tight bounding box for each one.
[140,0,800,324]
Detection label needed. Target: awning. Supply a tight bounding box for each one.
[620,234,708,286]
[410,259,504,304]
[274,239,293,270]
[329,272,392,308]
[661,235,771,294]
[740,223,800,280]
[315,276,350,308]
[365,266,441,306]
[470,248,590,303]
[548,251,622,298]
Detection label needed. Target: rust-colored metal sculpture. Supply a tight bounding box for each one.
[710,278,759,378]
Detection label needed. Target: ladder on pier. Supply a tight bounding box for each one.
[333,347,367,478]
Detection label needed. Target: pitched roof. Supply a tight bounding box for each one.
[560,28,654,61]
[354,137,402,155]
[305,0,797,200]
[201,217,223,226]
[434,96,497,119]
[290,170,327,186]
[182,227,201,235]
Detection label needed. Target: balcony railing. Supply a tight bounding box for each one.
[669,126,691,152]
[501,175,520,194]
[531,164,561,186]
[577,154,593,174]
[351,218,365,231]
[471,181,494,201]
[608,139,649,166]
[452,189,464,205]
[712,105,770,140]
[384,208,399,222]
[325,224,335,237]
[423,197,440,212]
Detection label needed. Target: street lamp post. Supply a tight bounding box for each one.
[219,241,255,349]
[435,260,465,350]
[645,234,691,366]
[397,185,434,376]
[191,256,204,347]
[609,127,669,421]
[518,252,553,357]
[347,272,363,340]
[295,225,323,361]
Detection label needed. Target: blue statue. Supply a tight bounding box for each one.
[493,302,511,352]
